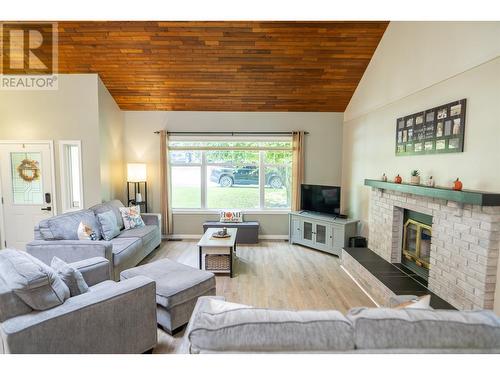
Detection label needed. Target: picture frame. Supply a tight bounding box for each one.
[448,138,460,149]
[453,118,461,135]
[444,120,452,136]
[437,108,447,119]
[436,140,446,150]
[395,98,466,156]
[450,104,462,116]
[436,122,444,137]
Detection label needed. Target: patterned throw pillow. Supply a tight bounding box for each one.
[77,221,98,240]
[119,206,145,230]
[220,210,243,223]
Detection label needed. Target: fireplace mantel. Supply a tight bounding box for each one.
[364,179,500,206]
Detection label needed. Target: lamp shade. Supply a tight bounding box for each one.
[127,163,147,182]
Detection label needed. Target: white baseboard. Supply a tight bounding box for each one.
[166,234,200,240]
[164,234,288,241]
[259,235,288,240]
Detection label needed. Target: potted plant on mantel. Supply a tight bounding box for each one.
[410,170,420,185]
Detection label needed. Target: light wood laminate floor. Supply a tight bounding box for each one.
[140,240,374,353]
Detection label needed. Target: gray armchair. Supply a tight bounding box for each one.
[0,257,157,354]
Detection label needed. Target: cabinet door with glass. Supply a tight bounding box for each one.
[313,222,333,251]
[301,220,315,246]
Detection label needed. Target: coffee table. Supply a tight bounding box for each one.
[198,227,238,278]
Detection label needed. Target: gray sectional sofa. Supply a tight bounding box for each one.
[180,297,500,353]
[26,200,161,280]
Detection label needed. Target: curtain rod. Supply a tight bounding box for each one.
[153,131,309,135]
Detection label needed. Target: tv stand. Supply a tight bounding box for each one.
[289,211,358,256]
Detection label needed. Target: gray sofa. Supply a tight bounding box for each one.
[0,252,157,354]
[180,297,500,353]
[26,200,161,280]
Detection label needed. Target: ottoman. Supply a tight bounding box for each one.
[120,258,216,334]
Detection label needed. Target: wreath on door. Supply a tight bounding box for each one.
[17,159,40,182]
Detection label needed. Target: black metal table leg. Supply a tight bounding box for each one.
[230,246,233,278]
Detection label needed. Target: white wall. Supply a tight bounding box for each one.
[98,78,125,203]
[0,74,102,210]
[124,111,344,236]
[345,22,500,122]
[0,74,126,214]
[341,22,500,313]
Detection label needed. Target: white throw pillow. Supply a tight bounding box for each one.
[396,294,432,310]
[219,210,243,223]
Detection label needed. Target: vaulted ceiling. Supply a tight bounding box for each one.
[57,21,388,111]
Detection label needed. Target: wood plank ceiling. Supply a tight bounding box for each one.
[57,21,388,111]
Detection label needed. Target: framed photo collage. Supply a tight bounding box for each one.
[395,98,467,156]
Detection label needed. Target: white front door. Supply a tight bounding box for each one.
[0,142,55,250]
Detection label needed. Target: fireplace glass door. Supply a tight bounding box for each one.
[403,219,431,269]
[404,221,418,258]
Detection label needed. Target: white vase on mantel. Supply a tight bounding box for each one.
[426,176,435,187]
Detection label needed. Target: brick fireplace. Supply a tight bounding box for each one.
[368,186,500,310]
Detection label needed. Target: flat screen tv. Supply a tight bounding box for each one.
[300,184,341,215]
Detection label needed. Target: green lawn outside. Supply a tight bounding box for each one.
[172,186,290,209]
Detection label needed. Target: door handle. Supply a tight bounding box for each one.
[41,207,52,211]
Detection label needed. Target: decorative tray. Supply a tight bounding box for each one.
[212,232,231,238]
